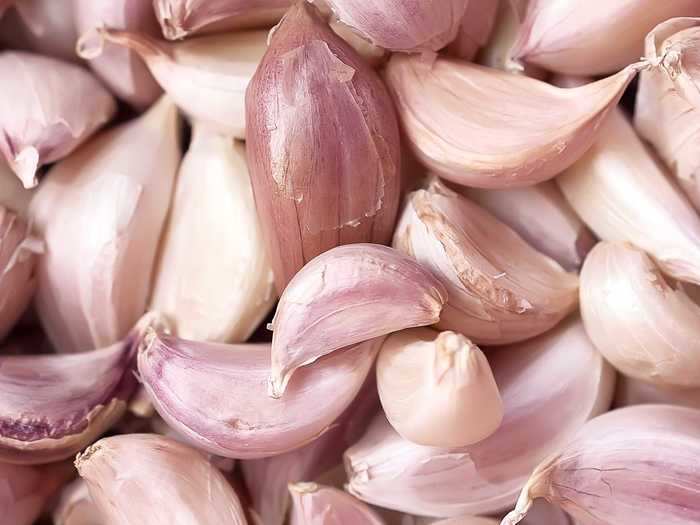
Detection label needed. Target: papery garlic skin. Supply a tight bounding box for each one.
[512,0,700,76]
[345,318,614,517]
[53,479,101,525]
[150,127,275,343]
[393,182,578,345]
[289,483,384,525]
[0,51,116,188]
[246,2,401,292]
[377,328,503,448]
[503,405,700,525]
[329,20,386,67]
[559,108,700,286]
[447,0,499,61]
[0,161,34,218]
[615,375,700,410]
[30,97,180,353]
[269,244,446,397]
[2,461,71,525]
[76,434,247,525]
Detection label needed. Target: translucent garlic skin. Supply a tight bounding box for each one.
[53,479,101,525]
[76,434,247,525]
[245,2,401,293]
[288,483,384,525]
[447,0,499,61]
[1,462,71,525]
[615,375,700,411]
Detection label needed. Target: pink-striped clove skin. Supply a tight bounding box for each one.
[269,244,447,398]
[0,51,116,188]
[393,181,578,345]
[447,0,499,61]
[502,405,700,525]
[76,434,247,525]
[74,0,163,110]
[289,483,385,525]
[30,96,180,354]
[245,1,401,293]
[615,375,700,411]
[53,479,102,525]
[384,54,641,188]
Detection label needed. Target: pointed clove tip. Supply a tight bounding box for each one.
[12,147,39,189]
[74,442,102,474]
[267,373,287,399]
[76,27,107,61]
[288,481,319,494]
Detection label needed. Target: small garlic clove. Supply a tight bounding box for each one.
[377,328,503,448]
[30,96,180,354]
[385,54,640,189]
[393,181,578,345]
[502,405,700,525]
[74,0,163,110]
[0,51,116,188]
[511,0,700,76]
[2,461,72,525]
[458,182,595,271]
[53,479,102,525]
[246,2,401,292]
[615,374,700,410]
[269,244,447,397]
[76,434,247,525]
[446,0,499,61]
[345,317,615,517]
[0,160,34,218]
[558,107,700,285]
[137,329,382,459]
[150,126,276,343]
[289,482,385,525]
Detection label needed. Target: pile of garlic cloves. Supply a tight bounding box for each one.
[4,1,700,524]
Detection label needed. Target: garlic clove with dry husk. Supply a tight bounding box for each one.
[345,317,615,517]
[30,96,180,354]
[376,328,503,448]
[0,51,116,188]
[288,482,385,525]
[558,107,700,285]
[74,0,163,110]
[502,404,700,525]
[615,375,700,411]
[384,54,640,188]
[0,160,34,218]
[245,1,401,292]
[53,479,102,525]
[150,126,275,343]
[393,181,578,345]
[76,434,247,525]
[268,244,447,398]
[511,0,700,76]
[446,0,499,61]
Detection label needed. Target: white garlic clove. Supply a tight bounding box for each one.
[288,482,385,525]
[53,479,102,525]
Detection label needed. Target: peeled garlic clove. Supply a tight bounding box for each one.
[615,375,700,410]
[30,96,179,354]
[289,482,384,525]
[246,2,401,292]
[0,51,116,188]
[447,0,499,61]
[345,317,615,517]
[377,328,502,448]
[138,328,381,459]
[269,244,446,397]
[394,182,578,345]
[150,126,275,342]
[558,108,700,285]
[53,479,102,525]
[502,405,700,525]
[2,461,72,525]
[74,0,163,110]
[511,1,700,76]
[0,160,34,218]
[385,54,640,189]
[458,182,595,271]
[76,434,246,525]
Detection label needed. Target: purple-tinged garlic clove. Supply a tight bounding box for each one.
[288,482,385,525]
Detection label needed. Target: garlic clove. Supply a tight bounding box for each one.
[0,160,34,218]
[615,374,700,410]
[150,126,276,343]
[457,182,595,271]
[446,0,499,61]
[74,0,163,110]
[558,107,700,285]
[0,51,116,188]
[269,244,447,397]
[76,434,247,525]
[30,96,180,354]
[137,328,382,459]
[289,482,385,525]
[376,328,503,448]
[511,0,700,76]
[345,317,615,517]
[385,54,640,188]
[53,479,102,525]
[393,181,578,345]
[502,405,700,525]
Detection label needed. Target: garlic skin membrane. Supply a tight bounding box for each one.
[0,51,116,188]
[30,97,180,354]
[1,462,71,525]
[376,328,503,448]
[558,108,700,286]
[615,375,700,411]
[245,2,401,292]
[150,126,275,343]
[53,479,101,525]
[511,0,700,76]
[503,405,700,525]
[447,0,499,61]
[289,483,384,525]
[393,182,578,345]
[384,54,639,189]
[76,434,247,525]
[269,244,447,397]
[0,161,34,218]
[345,318,615,517]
